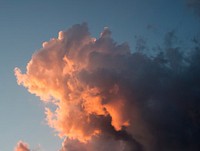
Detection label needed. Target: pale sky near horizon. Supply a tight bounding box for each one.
[0,0,200,150]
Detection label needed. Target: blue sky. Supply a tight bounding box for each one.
[0,0,200,150]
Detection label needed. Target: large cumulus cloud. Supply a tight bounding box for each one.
[15,23,200,151]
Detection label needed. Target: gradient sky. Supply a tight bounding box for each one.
[0,0,200,150]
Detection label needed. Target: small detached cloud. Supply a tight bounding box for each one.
[14,141,30,151]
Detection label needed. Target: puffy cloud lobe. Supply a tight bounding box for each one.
[15,23,200,151]
[60,135,138,151]
[14,141,30,151]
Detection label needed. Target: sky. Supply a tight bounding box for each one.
[0,0,200,151]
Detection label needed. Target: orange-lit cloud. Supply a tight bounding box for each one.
[14,141,30,151]
[15,23,143,150]
[15,23,200,151]
[14,23,133,139]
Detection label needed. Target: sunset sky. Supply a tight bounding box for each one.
[0,0,200,151]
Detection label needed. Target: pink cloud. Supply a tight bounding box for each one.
[14,141,30,151]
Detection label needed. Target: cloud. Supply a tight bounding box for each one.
[14,141,30,151]
[15,23,200,151]
[60,135,141,151]
[187,0,200,16]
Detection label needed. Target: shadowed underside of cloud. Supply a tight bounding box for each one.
[14,141,30,151]
[15,23,200,151]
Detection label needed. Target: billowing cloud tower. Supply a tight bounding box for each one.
[15,23,200,151]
